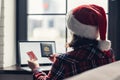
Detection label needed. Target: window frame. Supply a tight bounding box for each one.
[16,0,27,65]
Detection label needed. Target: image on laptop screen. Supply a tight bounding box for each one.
[18,41,56,66]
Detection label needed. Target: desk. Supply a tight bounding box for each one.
[0,65,49,80]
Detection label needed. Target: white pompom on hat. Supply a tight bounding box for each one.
[66,4,111,51]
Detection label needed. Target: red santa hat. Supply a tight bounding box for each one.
[66,4,111,51]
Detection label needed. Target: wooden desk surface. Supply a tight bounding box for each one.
[0,65,32,74]
[0,65,50,74]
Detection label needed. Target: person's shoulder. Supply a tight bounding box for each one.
[57,53,68,60]
[57,53,80,64]
[54,54,69,64]
[103,48,115,57]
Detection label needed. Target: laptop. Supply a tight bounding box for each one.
[18,41,56,71]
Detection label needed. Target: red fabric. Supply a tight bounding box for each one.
[72,4,107,40]
[91,5,107,40]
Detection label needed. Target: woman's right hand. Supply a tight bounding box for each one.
[49,54,58,62]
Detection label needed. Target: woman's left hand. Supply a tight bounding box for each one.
[27,60,40,70]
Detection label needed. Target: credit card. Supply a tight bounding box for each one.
[26,51,38,61]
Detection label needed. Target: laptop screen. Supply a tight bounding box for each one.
[18,41,56,66]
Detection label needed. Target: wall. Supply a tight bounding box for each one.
[108,0,120,60]
[0,0,4,67]
[0,0,16,67]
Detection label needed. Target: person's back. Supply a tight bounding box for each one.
[56,40,115,78]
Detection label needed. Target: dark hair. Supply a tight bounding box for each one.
[69,34,98,49]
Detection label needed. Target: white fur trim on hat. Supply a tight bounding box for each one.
[66,11,98,39]
[98,40,111,51]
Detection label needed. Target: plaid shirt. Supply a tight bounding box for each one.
[34,45,115,80]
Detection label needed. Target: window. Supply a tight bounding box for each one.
[17,0,108,54]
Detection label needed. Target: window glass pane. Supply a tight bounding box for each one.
[28,15,66,53]
[68,0,108,13]
[28,0,66,14]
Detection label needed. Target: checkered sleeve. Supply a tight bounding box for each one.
[33,56,65,80]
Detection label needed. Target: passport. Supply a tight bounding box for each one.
[40,43,53,57]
